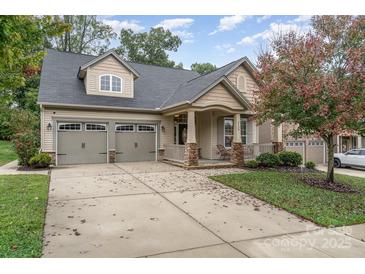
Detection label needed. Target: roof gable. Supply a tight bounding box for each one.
[78,50,140,79]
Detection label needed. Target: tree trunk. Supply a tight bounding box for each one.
[325,135,335,183]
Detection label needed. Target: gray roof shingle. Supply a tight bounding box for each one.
[38,49,249,110]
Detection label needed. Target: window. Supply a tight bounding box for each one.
[345,149,360,155]
[286,141,304,147]
[115,124,135,132]
[308,140,324,146]
[224,117,248,147]
[100,74,122,92]
[224,118,233,148]
[137,124,156,132]
[58,123,81,131]
[237,75,246,92]
[85,123,106,131]
[241,119,247,145]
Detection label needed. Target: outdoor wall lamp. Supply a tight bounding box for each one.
[47,122,52,130]
[161,125,165,133]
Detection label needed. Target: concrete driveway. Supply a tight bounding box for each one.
[316,164,365,178]
[43,162,365,258]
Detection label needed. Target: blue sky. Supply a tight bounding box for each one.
[101,15,312,68]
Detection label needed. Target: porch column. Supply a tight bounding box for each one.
[357,135,362,148]
[272,124,283,153]
[336,135,340,153]
[184,111,198,166]
[230,113,244,165]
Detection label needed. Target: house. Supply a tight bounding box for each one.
[282,123,365,164]
[38,49,281,166]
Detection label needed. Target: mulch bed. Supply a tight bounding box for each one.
[244,166,319,173]
[299,176,359,193]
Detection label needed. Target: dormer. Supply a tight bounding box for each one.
[78,50,139,98]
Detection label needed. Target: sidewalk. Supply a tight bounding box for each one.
[316,164,365,178]
[0,160,49,175]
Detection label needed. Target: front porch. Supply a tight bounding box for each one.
[160,107,273,167]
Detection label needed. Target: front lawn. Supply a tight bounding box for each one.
[210,171,365,227]
[0,175,49,257]
[0,140,17,166]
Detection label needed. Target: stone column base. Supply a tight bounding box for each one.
[109,150,116,163]
[230,142,244,165]
[272,142,284,153]
[184,143,198,166]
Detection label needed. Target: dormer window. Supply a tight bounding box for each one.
[100,74,122,92]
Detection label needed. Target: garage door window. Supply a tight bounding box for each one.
[286,141,304,147]
[115,124,135,132]
[85,123,106,131]
[308,140,324,146]
[137,124,156,132]
[58,123,81,131]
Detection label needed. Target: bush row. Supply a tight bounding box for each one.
[244,151,316,169]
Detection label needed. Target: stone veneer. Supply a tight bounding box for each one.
[230,142,244,165]
[109,150,116,163]
[272,142,284,154]
[184,143,198,166]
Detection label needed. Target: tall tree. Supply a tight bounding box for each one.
[191,62,217,74]
[0,16,68,91]
[116,27,181,67]
[255,16,365,183]
[50,16,116,55]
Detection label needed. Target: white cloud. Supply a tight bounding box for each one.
[209,15,249,35]
[293,15,312,23]
[155,18,194,30]
[227,47,236,53]
[155,18,195,44]
[215,43,236,54]
[237,21,311,45]
[103,19,145,33]
[257,15,271,23]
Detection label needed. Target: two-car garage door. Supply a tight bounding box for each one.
[57,122,156,165]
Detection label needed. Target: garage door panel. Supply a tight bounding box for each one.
[116,132,155,162]
[58,130,107,165]
[307,146,325,164]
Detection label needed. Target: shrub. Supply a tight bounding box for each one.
[278,151,303,167]
[29,152,52,168]
[13,130,39,166]
[244,160,258,168]
[305,161,316,169]
[256,153,280,167]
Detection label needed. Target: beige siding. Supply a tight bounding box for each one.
[42,107,173,152]
[85,55,134,98]
[227,65,257,104]
[197,111,220,159]
[192,84,244,110]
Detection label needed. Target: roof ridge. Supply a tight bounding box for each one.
[185,57,246,83]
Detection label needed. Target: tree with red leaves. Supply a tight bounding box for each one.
[255,16,365,183]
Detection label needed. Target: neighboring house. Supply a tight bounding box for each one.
[38,49,281,166]
[282,123,365,164]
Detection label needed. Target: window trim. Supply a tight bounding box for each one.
[137,124,156,133]
[236,74,246,92]
[224,117,234,148]
[99,74,122,93]
[85,123,107,132]
[115,124,135,132]
[58,123,82,132]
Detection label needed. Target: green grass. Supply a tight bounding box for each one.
[210,171,365,227]
[0,140,17,166]
[0,175,49,257]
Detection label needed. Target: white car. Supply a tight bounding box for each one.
[334,148,365,168]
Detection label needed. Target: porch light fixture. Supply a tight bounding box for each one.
[161,125,165,133]
[47,122,52,130]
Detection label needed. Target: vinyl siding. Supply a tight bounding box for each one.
[192,84,244,110]
[227,65,257,104]
[41,107,173,152]
[85,55,134,98]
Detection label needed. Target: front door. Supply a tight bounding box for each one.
[174,123,187,145]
